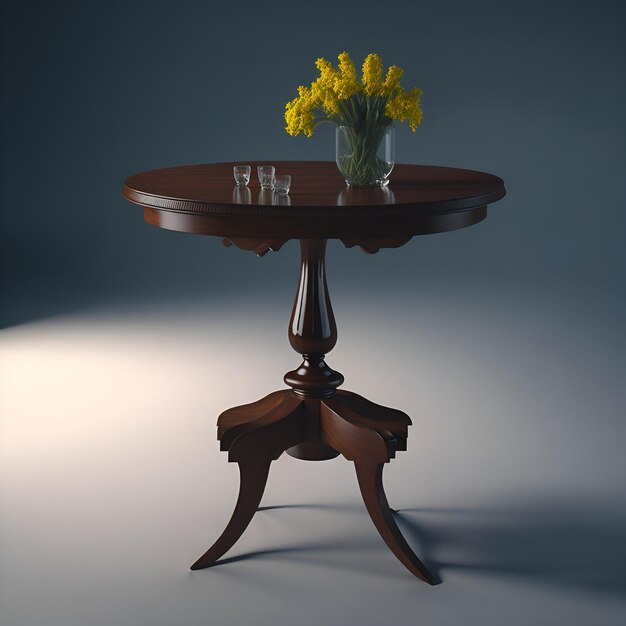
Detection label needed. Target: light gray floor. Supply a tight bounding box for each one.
[2,292,625,626]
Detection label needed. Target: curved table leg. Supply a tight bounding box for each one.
[191,393,307,570]
[320,398,436,583]
[355,461,437,584]
[191,457,271,569]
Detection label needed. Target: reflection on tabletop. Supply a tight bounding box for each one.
[337,185,396,206]
[232,186,291,206]
[233,185,396,206]
[231,185,396,207]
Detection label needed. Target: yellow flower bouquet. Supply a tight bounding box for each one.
[285,52,423,186]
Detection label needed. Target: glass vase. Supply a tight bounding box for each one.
[335,124,395,187]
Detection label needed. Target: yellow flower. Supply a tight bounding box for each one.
[382,65,403,96]
[335,51,360,99]
[386,86,423,131]
[284,85,315,137]
[362,53,383,96]
[283,52,423,137]
[311,57,340,115]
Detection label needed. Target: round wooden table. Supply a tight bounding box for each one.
[123,161,506,583]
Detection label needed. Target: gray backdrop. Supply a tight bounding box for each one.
[1,1,625,625]
[2,0,624,324]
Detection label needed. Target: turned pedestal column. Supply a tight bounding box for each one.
[190,239,437,584]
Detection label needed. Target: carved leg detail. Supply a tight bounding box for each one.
[190,457,271,570]
[217,390,297,446]
[319,400,392,462]
[217,391,298,442]
[355,461,436,584]
[326,391,411,451]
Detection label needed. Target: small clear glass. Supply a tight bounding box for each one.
[233,165,251,186]
[257,165,275,190]
[274,174,291,195]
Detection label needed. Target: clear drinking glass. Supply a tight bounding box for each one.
[257,165,275,190]
[233,165,251,186]
[273,175,291,195]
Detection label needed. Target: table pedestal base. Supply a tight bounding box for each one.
[190,389,436,584]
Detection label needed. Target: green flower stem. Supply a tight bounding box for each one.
[339,122,391,185]
[314,94,393,185]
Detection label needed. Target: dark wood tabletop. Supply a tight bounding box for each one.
[123,161,505,248]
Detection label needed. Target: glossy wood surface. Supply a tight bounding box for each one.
[191,389,436,584]
[284,240,344,397]
[122,160,505,583]
[124,161,505,240]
